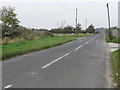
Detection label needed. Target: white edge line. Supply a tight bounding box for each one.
[42,53,70,69]
[86,37,94,44]
[4,85,12,89]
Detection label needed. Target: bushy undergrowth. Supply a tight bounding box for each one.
[1,29,54,45]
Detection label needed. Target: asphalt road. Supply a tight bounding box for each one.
[2,32,111,88]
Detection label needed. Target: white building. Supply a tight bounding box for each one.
[118,1,120,28]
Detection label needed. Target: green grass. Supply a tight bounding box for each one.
[2,36,75,60]
[2,33,94,60]
[111,49,120,88]
[106,36,120,44]
[65,33,94,37]
[111,37,120,43]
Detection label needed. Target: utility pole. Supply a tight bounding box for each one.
[85,18,87,30]
[75,8,78,34]
[106,3,112,40]
[106,3,111,30]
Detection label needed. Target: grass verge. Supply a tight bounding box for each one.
[106,36,120,44]
[111,49,120,88]
[54,33,94,37]
[2,36,75,60]
[65,33,94,37]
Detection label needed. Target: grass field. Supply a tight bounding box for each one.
[111,49,120,88]
[2,36,75,60]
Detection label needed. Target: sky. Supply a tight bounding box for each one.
[118,1,120,28]
[0,0,119,29]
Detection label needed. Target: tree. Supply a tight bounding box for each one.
[63,26,74,33]
[76,23,82,33]
[86,24,95,33]
[0,6,20,37]
[50,26,75,34]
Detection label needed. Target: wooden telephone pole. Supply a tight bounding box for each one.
[106,3,111,30]
[106,3,112,40]
[75,8,78,34]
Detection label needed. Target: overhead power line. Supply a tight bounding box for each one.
[106,3,111,30]
[53,0,74,10]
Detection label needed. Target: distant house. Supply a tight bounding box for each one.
[118,1,120,28]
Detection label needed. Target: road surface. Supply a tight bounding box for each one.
[2,32,111,88]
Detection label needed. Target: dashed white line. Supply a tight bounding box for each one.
[85,42,89,44]
[42,53,70,69]
[4,85,12,89]
[89,38,93,42]
[75,45,83,50]
[42,36,96,69]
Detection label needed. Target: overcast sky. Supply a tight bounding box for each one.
[0,0,119,29]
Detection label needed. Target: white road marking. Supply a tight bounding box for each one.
[89,38,93,42]
[75,37,95,51]
[75,45,83,50]
[4,85,12,89]
[85,42,89,44]
[42,53,70,69]
[84,37,94,44]
[42,36,96,69]
[31,72,37,75]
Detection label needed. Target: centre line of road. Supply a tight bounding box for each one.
[89,38,93,42]
[42,53,70,69]
[75,37,94,51]
[75,45,83,50]
[4,85,12,89]
[85,41,89,44]
[42,36,95,69]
